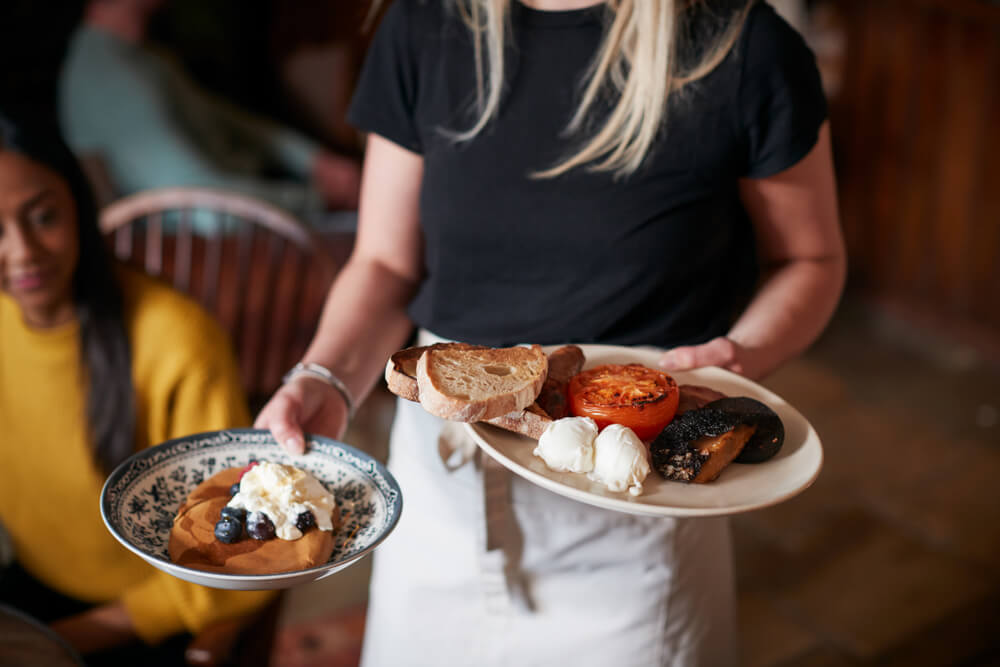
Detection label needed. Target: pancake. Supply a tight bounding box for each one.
[168,467,338,575]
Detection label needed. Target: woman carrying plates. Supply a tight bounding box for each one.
[257,1,845,664]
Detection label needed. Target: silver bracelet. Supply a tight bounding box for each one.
[282,362,356,420]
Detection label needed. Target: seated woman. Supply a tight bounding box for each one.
[0,111,273,664]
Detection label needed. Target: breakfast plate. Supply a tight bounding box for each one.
[465,344,822,518]
[101,429,402,590]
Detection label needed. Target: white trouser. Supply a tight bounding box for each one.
[360,395,740,667]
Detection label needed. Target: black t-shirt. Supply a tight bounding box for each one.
[348,0,827,348]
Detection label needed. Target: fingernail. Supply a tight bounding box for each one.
[285,437,303,454]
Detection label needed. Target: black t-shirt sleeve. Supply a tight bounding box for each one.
[347,0,423,154]
[738,2,827,178]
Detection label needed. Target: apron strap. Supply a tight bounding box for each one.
[435,428,535,614]
[422,328,535,614]
[482,452,534,614]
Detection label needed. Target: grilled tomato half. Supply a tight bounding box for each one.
[568,364,679,440]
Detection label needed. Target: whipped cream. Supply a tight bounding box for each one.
[587,424,650,496]
[534,417,598,473]
[229,461,337,540]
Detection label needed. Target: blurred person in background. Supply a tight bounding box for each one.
[0,110,272,665]
[58,0,361,228]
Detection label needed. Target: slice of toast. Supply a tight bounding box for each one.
[385,342,488,402]
[385,343,584,438]
[416,344,548,422]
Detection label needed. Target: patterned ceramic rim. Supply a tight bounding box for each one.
[100,428,403,580]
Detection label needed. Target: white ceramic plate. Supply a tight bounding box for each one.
[466,344,822,517]
[100,429,402,590]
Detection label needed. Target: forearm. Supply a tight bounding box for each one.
[300,254,418,405]
[727,254,846,379]
[726,122,845,379]
[258,133,423,449]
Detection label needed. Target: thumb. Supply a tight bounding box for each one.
[658,345,700,372]
[256,392,307,455]
[658,337,738,373]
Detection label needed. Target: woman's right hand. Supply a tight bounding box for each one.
[254,376,350,455]
[258,134,425,455]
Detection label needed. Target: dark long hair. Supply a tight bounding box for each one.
[0,111,135,472]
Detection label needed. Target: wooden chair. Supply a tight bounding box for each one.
[99,187,339,412]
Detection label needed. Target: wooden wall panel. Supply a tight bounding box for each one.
[968,55,1000,326]
[930,22,993,311]
[833,0,1000,343]
[869,4,924,295]
[891,7,942,297]
[836,0,878,282]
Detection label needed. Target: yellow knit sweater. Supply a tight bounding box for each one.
[0,269,272,643]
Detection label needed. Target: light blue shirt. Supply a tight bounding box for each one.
[59,25,324,222]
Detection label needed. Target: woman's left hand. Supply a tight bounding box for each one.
[657,336,759,380]
[660,123,846,383]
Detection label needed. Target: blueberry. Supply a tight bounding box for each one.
[220,506,247,523]
[295,511,316,533]
[214,518,242,544]
[246,512,276,541]
[229,482,240,497]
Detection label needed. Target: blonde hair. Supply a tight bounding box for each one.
[448,0,750,178]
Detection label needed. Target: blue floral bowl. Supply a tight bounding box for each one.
[100,429,402,590]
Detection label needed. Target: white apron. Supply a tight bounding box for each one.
[361,340,739,667]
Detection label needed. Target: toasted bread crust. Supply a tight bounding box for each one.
[386,343,581,434]
[385,358,420,401]
[385,343,487,402]
[416,344,548,422]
